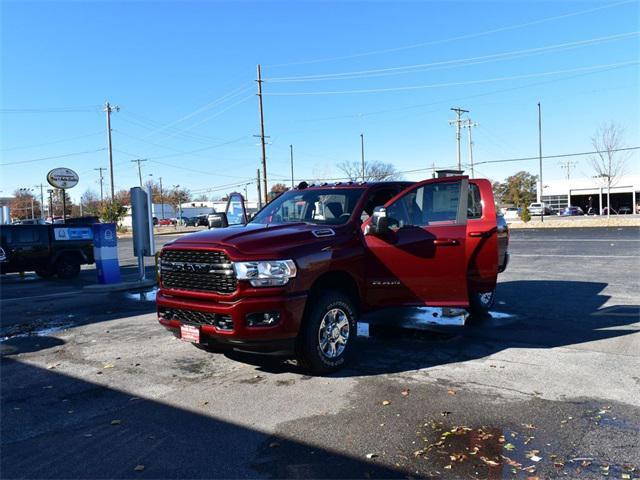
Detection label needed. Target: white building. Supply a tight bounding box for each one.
[542,174,640,214]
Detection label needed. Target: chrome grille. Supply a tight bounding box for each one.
[159,307,234,331]
[161,249,237,294]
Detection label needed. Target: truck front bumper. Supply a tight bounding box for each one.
[156,290,307,354]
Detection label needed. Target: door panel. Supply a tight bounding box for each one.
[466,179,499,293]
[364,178,469,308]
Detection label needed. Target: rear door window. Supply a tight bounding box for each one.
[467,183,483,219]
[13,227,42,244]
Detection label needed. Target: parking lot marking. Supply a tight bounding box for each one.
[511,254,637,258]
[0,290,93,303]
[591,306,640,317]
[510,239,640,242]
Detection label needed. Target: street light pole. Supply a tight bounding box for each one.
[360,133,365,182]
[290,144,294,188]
[537,102,544,223]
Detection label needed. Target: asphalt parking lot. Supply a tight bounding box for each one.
[1,227,639,479]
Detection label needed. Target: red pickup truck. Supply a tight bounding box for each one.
[157,176,509,373]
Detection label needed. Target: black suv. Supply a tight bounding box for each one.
[0,224,95,279]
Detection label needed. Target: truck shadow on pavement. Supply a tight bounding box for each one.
[229,280,639,377]
[0,358,404,479]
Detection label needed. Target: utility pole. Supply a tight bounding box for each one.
[48,189,54,218]
[131,158,148,187]
[34,184,45,219]
[159,176,165,220]
[256,64,268,204]
[462,119,478,178]
[94,167,106,204]
[449,107,469,171]
[559,160,577,180]
[537,102,544,223]
[360,133,366,181]
[104,102,119,200]
[290,144,295,188]
[256,168,263,208]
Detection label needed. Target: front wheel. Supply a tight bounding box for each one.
[55,256,81,279]
[468,289,496,317]
[296,291,357,374]
[35,269,55,279]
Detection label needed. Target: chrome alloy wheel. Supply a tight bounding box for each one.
[318,308,350,359]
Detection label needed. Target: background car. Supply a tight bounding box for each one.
[560,206,585,216]
[184,217,198,227]
[502,207,521,220]
[528,202,553,215]
[158,218,173,226]
[618,206,632,214]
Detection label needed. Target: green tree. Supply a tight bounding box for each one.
[494,171,537,207]
[521,203,531,223]
[100,201,128,224]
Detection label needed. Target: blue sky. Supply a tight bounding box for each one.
[1,0,638,203]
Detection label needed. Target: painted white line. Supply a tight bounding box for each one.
[511,239,640,242]
[0,290,96,303]
[512,253,638,258]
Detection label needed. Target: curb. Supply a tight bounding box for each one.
[83,279,157,293]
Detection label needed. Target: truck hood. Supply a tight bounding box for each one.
[166,223,338,256]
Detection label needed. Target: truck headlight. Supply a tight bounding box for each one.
[233,260,297,287]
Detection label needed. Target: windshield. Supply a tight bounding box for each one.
[251,188,366,225]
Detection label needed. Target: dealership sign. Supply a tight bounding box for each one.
[47,167,79,189]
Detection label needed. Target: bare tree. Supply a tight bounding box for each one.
[337,160,402,182]
[589,123,630,217]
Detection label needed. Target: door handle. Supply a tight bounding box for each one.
[468,231,491,238]
[433,238,459,246]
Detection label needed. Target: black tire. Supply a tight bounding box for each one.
[35,269,55,279]
[468,289,496,317]
[55,255,81,279]
[295,291,357,374]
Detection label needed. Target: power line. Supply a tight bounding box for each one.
[264,61,638,96]
[137,83,253,140]
[270,63,636,126]
[264,0,634,68]
[265,32,638,82]
[119,112,229,144]
[473,146,639,166]
[0,131,104,152]
[160,94,255,142]
[0,148,106,166]
[0,105,101,113]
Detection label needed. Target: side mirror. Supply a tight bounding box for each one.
[367,206,389,236]
[225,192,248,226]
[208,212,229,229]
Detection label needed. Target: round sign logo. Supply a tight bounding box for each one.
[47,167,79,189]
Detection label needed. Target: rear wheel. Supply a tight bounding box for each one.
[468,289,496,317]
[55,255,81,279]
[295,291,357,374]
